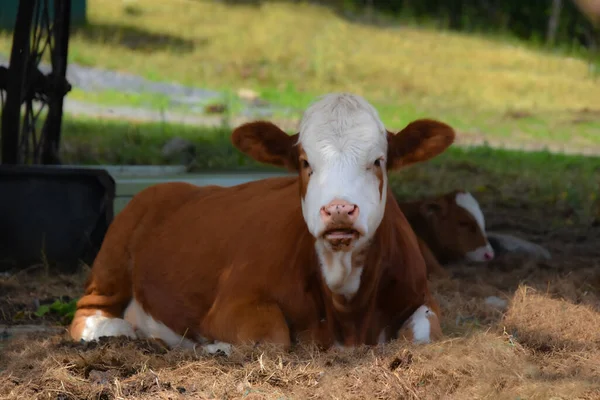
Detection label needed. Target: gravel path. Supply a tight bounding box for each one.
[0,54,222,108]
[0,54,293,123]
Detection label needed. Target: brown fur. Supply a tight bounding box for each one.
[230,118,454,345]
[70,116,455,349]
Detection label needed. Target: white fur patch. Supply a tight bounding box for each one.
[455,192,486,233]
[456,191,495,262]
[297,93,389,244]
[465,243,495,262]
[316,242,363,299]
[80,312,137,342]
[200,341,233,356]
[377,329,387,345]
[124,299,232,355]
[341,266,363,300]
[124,299,196,349]
[408,305,434,344]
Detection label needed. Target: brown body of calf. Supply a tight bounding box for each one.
[70,177,441,349]
[70,111,454,349]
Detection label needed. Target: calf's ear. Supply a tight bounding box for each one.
[231,121,299,171]
[387,119,455,170]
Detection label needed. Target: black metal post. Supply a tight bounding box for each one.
[1,0,35,165]
[41,0,71,164]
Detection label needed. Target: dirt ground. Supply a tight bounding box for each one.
[1,200,599,400]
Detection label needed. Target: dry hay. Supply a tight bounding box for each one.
[1,209,600,399]
[2,259,600,399]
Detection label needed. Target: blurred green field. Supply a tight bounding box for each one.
[1,0,599,151]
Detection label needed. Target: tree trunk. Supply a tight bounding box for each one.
[547,0,563,45]
[365,0,374,23]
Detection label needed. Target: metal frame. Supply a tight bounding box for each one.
[1,0,72,165]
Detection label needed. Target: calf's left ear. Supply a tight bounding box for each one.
[231,121,299,171]
[387,119,455,170]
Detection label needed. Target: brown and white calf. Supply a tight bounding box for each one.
[69,93,455,352]
[398,190,495,276]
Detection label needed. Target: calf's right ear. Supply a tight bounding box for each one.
[387,119,455,170]
[231,121,299,171]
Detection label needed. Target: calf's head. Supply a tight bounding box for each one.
[232,93,455,255]
[418,190,494,263]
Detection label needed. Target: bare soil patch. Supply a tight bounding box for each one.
[1,202,599,399]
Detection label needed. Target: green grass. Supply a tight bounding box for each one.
[1,0,599,151]
[68,88,173,111]
[59,117,600,225]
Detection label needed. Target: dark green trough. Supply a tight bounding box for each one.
[0,0,87,30]
[0,164,290,274]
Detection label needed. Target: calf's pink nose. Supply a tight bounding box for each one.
[484,251,494,261]
[320,199,359,225]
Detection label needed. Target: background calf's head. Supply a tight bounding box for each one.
[413,190,494,263]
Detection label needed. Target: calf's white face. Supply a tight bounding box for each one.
[231,92,456,296]
[414,190,495,264]
[454,192,495,262]
[297,94,389,251]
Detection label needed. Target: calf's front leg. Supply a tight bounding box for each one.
[201,297,292,349]
[397,294,443,344]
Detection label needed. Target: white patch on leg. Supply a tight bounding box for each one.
[123,299,233,356]
[407,305,434,344]
[124,299,196,349]
[201,341,233,356]
[80,312,137,341]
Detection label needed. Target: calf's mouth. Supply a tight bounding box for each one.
[322,228,361,249]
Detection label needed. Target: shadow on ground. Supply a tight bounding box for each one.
[70,22,200,54]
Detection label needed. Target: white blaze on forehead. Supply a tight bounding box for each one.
[298,92,387,146]
[455,192,486,233]
[296,93,388,170]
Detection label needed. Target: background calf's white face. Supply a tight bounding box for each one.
[455,192,495,262]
